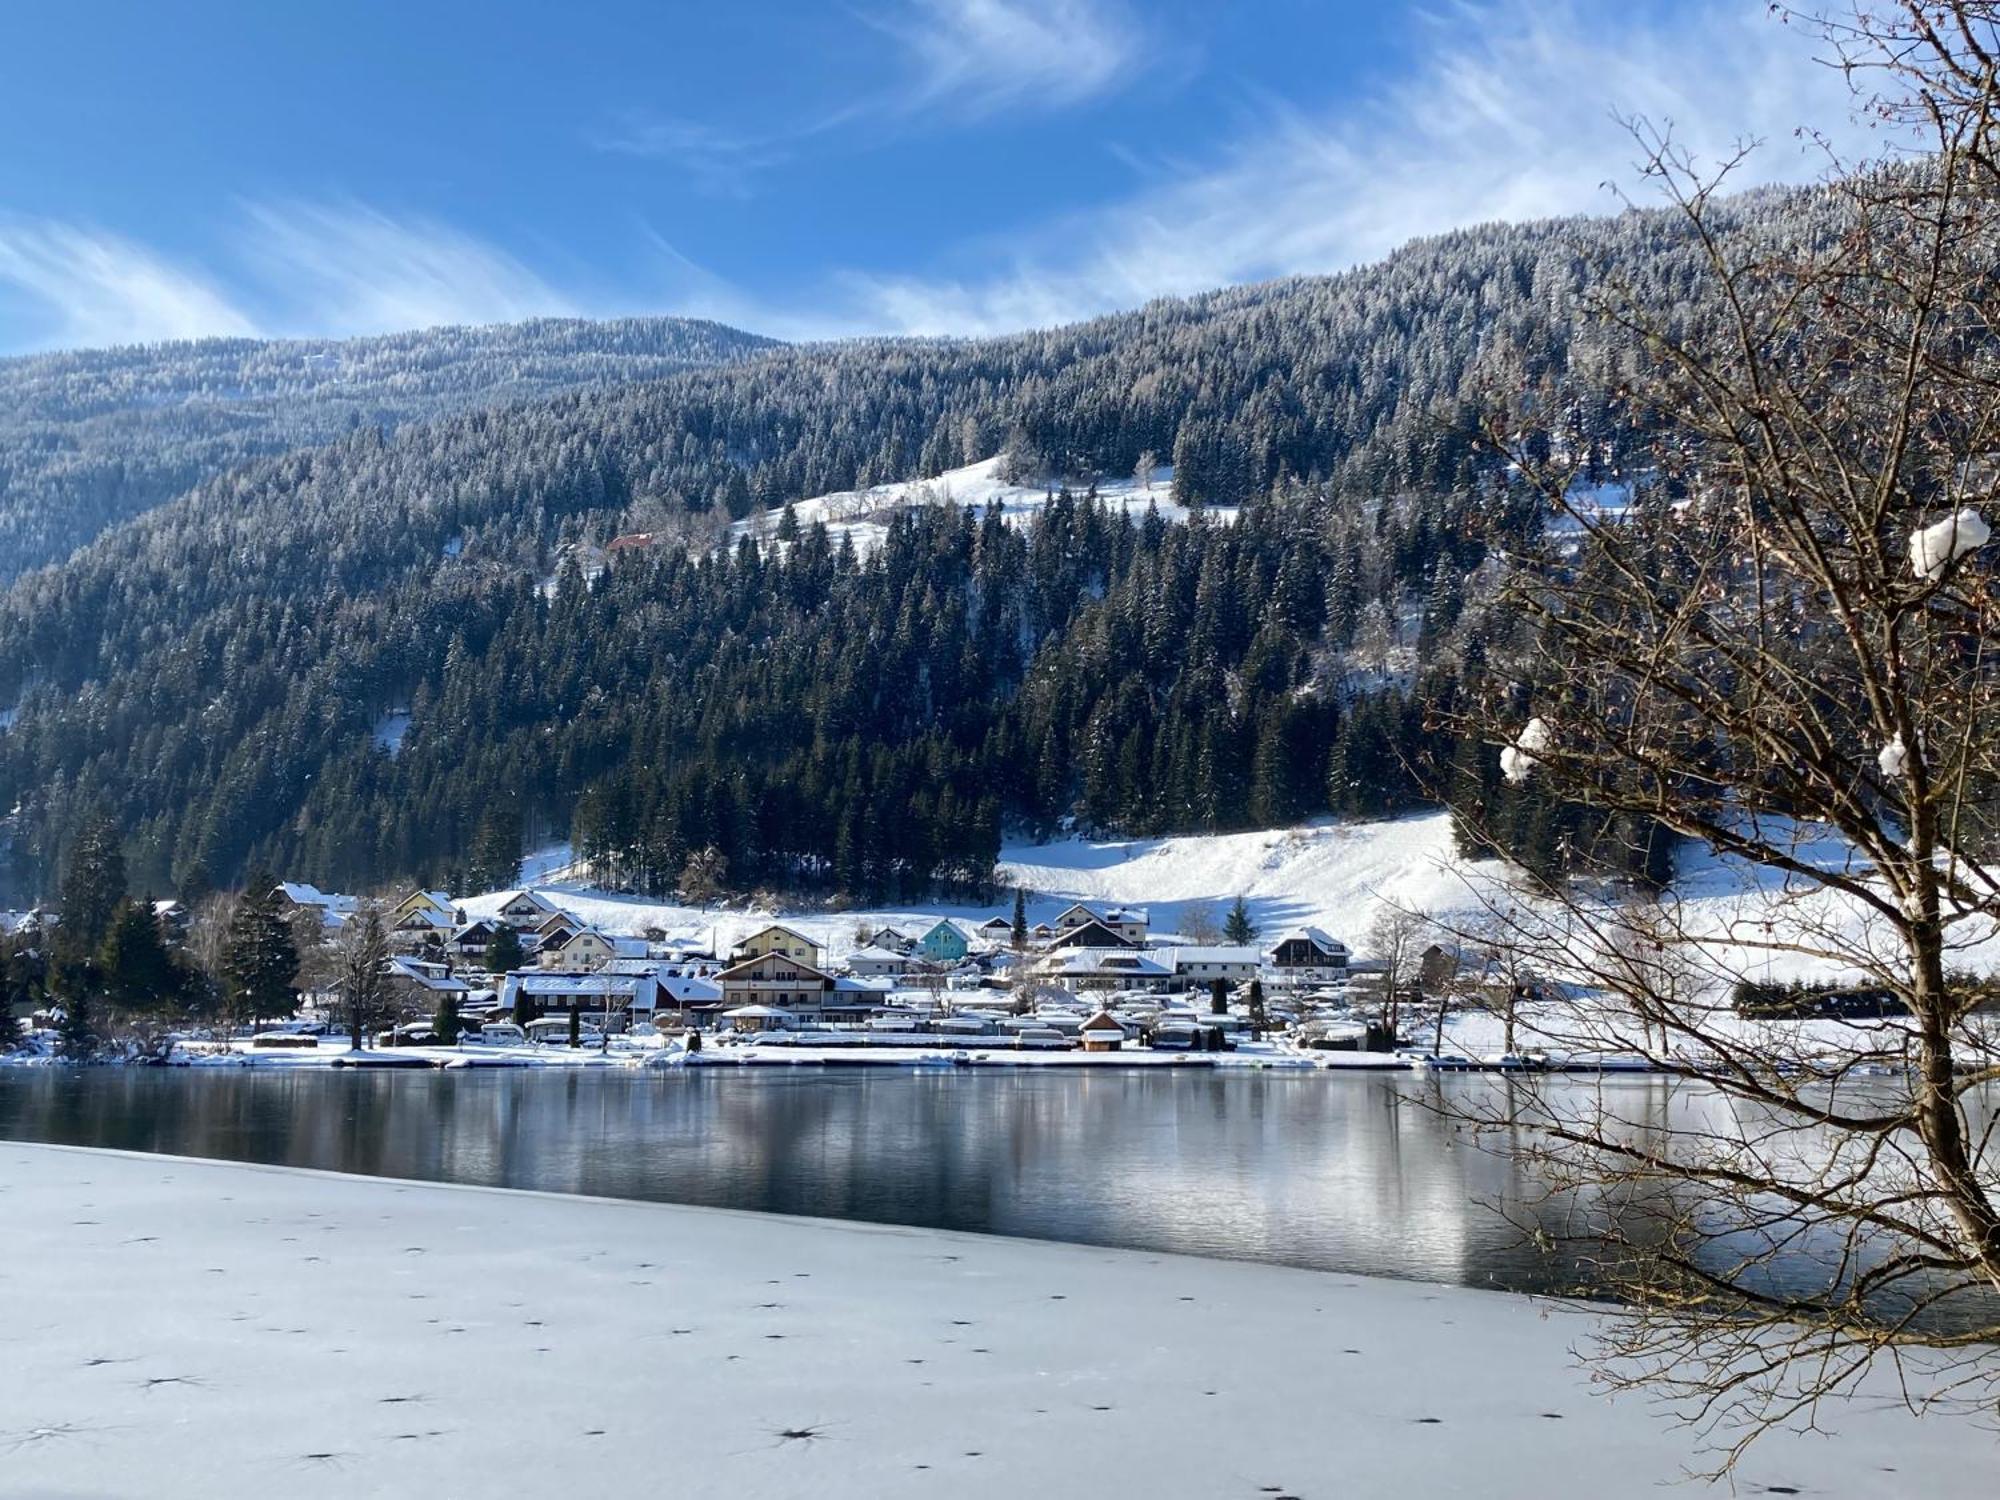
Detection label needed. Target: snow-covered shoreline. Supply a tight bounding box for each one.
[2,1141,1988,1497]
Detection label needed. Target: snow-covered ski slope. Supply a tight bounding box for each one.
[727,455,1239,557]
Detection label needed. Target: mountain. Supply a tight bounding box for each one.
[0,316,782,582]
[0,187,1826,902]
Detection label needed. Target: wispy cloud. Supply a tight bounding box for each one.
[834,0,1890,335]
[0,220,259,350]
[240,201,578,336]
[594,0,1152,193]
[587,113,800,198]
[866,0,1148,119]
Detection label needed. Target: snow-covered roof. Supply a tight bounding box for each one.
[724,1004,797,1019]
[385,957,473,994]
[1045,949,1171,979]
[847,945,910,964]
[275,882,358,913]
[1166,946,1260,966]
[1268,926,1347,955]
[509,972,650,997]
[660,976,723,1004]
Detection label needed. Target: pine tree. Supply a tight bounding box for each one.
[1223,896,1258,945]
[1209,977,1228,1016]
[58,813,127,962]
[1011,887,1027,950]
[99,901,181,1020]
[486,924,525,974]
[434,993,462,1045]
[222,872,300,1028]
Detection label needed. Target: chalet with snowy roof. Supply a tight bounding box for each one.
[445,918,505,963]
[1265,927,1349,983]
[1039,947,1173,992]
[715,948,836,1014]
[845,945,914,978]
[916,919,971,964]
[539,929,646,972]
[390,889,457,929]
[1047,918,1137,952]
[493,890,560,929]
[864,926,915,955]
[1167,945,1260,988]
[1053,902,1148,944]
[730,923,823,967]
[272,881,359,930]
[381,957,476,1011]
[974,915,1015,943]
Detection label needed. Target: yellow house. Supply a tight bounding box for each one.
[731,923,823,967]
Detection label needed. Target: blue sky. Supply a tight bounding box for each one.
[0,0,1874,353]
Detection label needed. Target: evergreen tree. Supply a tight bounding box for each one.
[1223,896,1258,945]
[434,992,462,1045]
[1011,887,1027,950]
[1209,977,1228,1016]
[58,813,127,962]
[221,872,300,1028]
[98,901,181,1020]
[485,924,525,974]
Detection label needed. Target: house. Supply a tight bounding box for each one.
[974,915,1015,944]
[866,926,915,955]
[539,929,646,972]
[493,890,560,930]
[1047,918,1136,952]
[656,973,724,1018]
[1078,1009,1128,1051]
[1053,902,1148,944]
[845,944,914,979]
[1029,922,1055,946]
[714,949,836,1015]
[916,919,970,964]
[445,919,506,964]
[1039,947,1173,992]
[730,923,823,967]
[272,881,359,931]
[389,889,457,930]
[497,969,659,1028]
[528,912,579,953]
[381,956,475,1013]
[1167,945,1260,988]
[1266,927,1350,982]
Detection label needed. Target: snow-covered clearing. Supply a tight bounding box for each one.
[369,711,411,758]
[728,455,1240,558]
[5,1141,1984,1498]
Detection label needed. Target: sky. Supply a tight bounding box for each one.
[0,0,1890,353]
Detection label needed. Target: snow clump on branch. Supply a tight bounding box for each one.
[1500,716,1551,785]
[1908,508,1990,581]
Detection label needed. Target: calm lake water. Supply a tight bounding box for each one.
[0,1066,1683,1294]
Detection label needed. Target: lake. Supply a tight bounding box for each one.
[0,1066,1715,1295]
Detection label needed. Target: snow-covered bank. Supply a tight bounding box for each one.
[2,1143,1987,1497]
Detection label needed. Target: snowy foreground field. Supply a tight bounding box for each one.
[4,1142,1989,1498]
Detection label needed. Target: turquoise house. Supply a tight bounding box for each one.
[917,919,970,963]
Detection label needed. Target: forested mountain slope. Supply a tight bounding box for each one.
[0,316,780,581]
[0,186,1829,902]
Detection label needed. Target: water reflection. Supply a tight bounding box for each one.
[0,1068,1690,1293]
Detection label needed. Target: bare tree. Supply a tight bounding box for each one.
[1365,905,1427,1037]
[1435,2,2000,1463]
[1179,901,1222,944]
[338,906,391,1050]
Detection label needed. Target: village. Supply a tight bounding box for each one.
[264,880,1419,1066]
[3,867,1545,1069]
